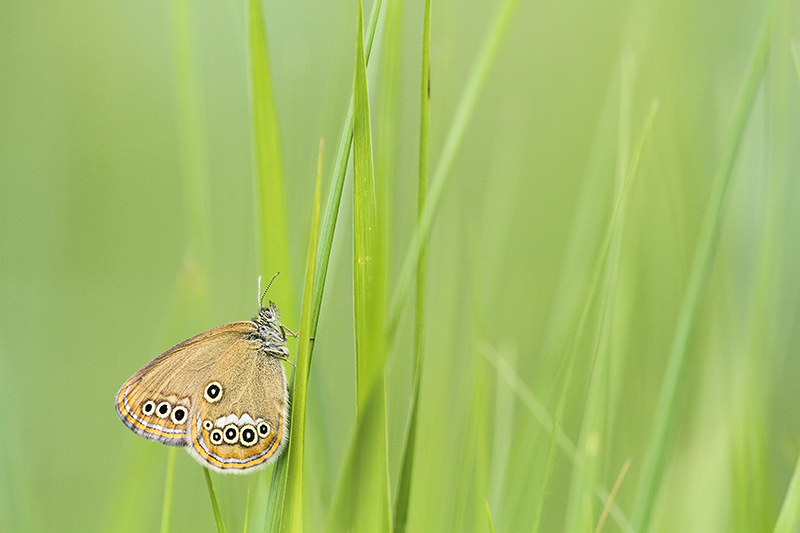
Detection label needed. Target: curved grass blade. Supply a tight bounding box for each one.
[629,1,779,530]
[248,0,294,324]
[279,141,325,533]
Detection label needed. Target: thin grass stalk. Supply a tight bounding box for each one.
[530,100,658,533]
[387,0,521,338]
[247,0,295,324]
[170,0,211,268]
[165,2,214,530]
[159,448,176,533]
[629,1,778,529]
[279,142,324,533]
[243,488,251,533]
[485,499,496,533]
[204,468,227,533]
[266,1,385,529]
[309,0,384,349]
[393,0,431,530]
[563,54,634,532]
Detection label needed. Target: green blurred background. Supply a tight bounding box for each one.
[2,0,800,531]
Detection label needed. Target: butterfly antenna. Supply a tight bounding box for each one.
[260,272,280,307]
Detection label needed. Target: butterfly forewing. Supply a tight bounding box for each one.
[115,322,257,447]
[115,300,290,474]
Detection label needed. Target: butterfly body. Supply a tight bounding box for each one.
[115,301,289,473]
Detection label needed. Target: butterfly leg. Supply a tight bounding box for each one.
[270,351,296,367]
[280,324,299,339]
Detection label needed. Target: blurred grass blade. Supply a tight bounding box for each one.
[310,0,383,346]
[279,141,325,533]
[204,468,227,533]
[159,448,176,533]
[170,0,211,266]
[248,0,294,324]
[630,1,778,530]
[387,0,521,338]
[791,39,800,84]
[329,2,390,530]
[595,459,630,533]
[773,450,800,533]
[243,488,251,533]
[393,0,430,529]
[485,499,496,533]
[535,100,658,533]
[563,67,650,532]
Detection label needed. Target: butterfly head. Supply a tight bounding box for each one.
[257,301,280,324]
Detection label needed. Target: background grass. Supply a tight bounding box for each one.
[2,0,800,532]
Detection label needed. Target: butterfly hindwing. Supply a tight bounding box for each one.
[187,338,289,473]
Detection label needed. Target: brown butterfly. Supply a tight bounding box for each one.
[115,275,293,473]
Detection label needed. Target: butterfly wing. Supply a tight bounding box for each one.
[115,322,255,447]
[186,338,289,473]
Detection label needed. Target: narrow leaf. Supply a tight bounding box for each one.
[394,2,431,523]
[328,2,390,530]
[630,1,778,529]
[248,0,295,324]
[280,141,325,533]
[204,468,227,533]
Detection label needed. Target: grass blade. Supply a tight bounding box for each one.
[773,450,800,533]
[248,0,294,323]
[387,0,522,339]
[204,468,227,533]
[159,448,176,533]
[328,2,390,529]
[309,0,384,345]
[595,459,630,533]
[485,499,496,533]
[279,141,325,533]
[629,1,778,529]
[393,0,430,528]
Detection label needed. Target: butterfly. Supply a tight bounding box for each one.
[115,276,293,473]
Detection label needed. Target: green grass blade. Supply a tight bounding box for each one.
[159,448,176,533]
[393,0,430,528]
[562,59,645,533]
[309,0,383,346]
[773,450,800,533]
[243,488,251,533]
[248,0,294,324]
[169,0,211,267]
[328,3,390,530]
[792,39,800,84]
[351,0,385,409]
[485,499,496,533]
[264,430,289,531]
[279,141,325,533]
[534,98,658,533]
[629,1,779,530]
[387,0,522,338]
[204,468,227,533]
